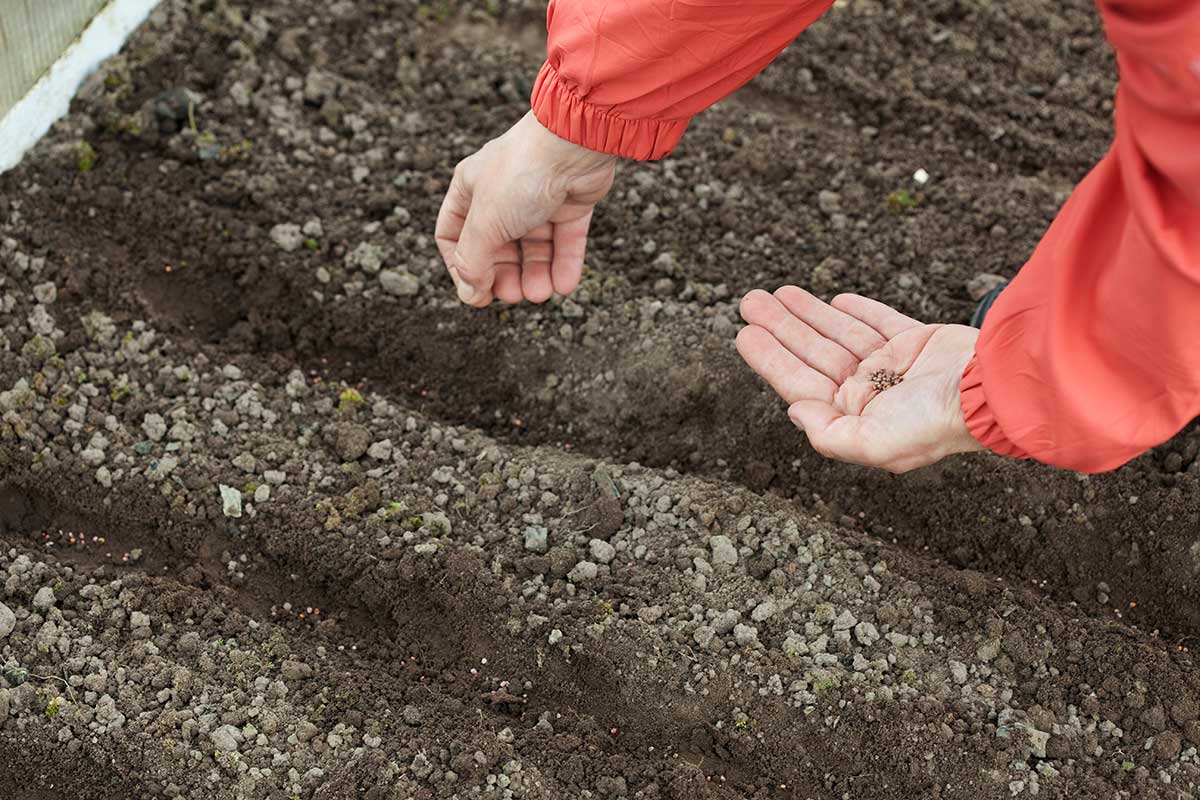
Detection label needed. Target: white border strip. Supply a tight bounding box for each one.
[0,0,161,174]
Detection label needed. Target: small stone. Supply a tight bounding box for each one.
[966,272,1008,301]
[346,242,385,273]
[949,660,969,685]
[379,270,420,296]
[567,561,598,583]
[712,609,740,634]
[79,450,105,470]
[402,705,423,726]
[263,470,286,485]
[210,725,241,752]
[817,190,841,215]
[693,626,716,648]
[854,621,880,646]
[589,539,616,564]
[297,722,319,742]
[977,639,1001,662]
[709,535,737,566]
[219,485,243,518]
[32,283,57,304]
[832,610,857,631]
[523,526,549,554]
[733,624,759,647]
[367,440,393,461]
[751,600,778,622]
[32,587,55,611]
[0,602,15,638]
[232,453,256,471]
[281,660,312,681]
[638,606,664,624]
[130,611,150,630]
[548,629,563,645]
[335,424,371,461]
[303,68,337,104]
[142,413,167,442]
[269,223,304,252]
[410,752,433,779]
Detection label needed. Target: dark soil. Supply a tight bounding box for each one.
[0,0,1197,798]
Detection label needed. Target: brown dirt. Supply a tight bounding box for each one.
[0,0,1198,798]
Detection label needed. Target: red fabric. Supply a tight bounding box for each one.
[961,0,1200,472]
[532,0,835,160]
[532,0,1200,472]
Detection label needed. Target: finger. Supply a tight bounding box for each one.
[736,325,837,404]
[493,263,523,304]
[519,225,555,303]
[774,286,886,360]
[830,294,922,340]
[787,400,875,465]
[739,289,858,383]
[551,212,592,296]
[437,165,497,306]
[435,170,469,266]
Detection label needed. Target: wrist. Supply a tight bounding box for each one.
[519,111,618,176]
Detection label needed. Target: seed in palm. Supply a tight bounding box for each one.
[870,370,903,391]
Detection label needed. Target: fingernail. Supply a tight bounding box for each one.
[449,263,476,303]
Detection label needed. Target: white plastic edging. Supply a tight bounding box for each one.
[0,0,161,174]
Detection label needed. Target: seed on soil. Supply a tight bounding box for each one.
[869,370,903,391]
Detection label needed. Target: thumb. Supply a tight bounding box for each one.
[452,205,506,306]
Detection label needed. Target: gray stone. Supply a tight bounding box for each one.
[219,485,243,518]
[832,610,857,631]
[346,242,385,273]
[966,272,1009,301]
[210,724,242,752]
[567,561,598,583]
[693,625,716,648]
[335,424,371,461]
[523,526,548,554]
[751,600,778,622]
[281,660,311,681]
[0,602,14,639]
[734,624,759,647]
[712,609,740,635]
[367,440,393,461]
[380,270,420,297]
[949,660,969,685]
[854,621,880,647]
[270,223,304,252]
[31,587,55,611]
[142,413,167,442]
[589,539,616,564]
[709,535,737,566]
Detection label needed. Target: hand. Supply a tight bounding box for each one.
[435,112,617,307]
[736,287,983,473]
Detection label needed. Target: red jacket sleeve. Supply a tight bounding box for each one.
[530,0,834,160]
[961,0,1200,473]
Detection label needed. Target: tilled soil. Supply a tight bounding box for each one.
[0,0,1198,798]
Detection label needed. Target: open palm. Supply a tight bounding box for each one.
[737,287,982,473]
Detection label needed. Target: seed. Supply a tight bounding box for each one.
[870,370,903,391]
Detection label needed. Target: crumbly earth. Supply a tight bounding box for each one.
[0,0,1198,798]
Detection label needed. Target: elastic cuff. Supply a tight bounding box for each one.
[530,62,690,161]
[959,356,1031,460]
